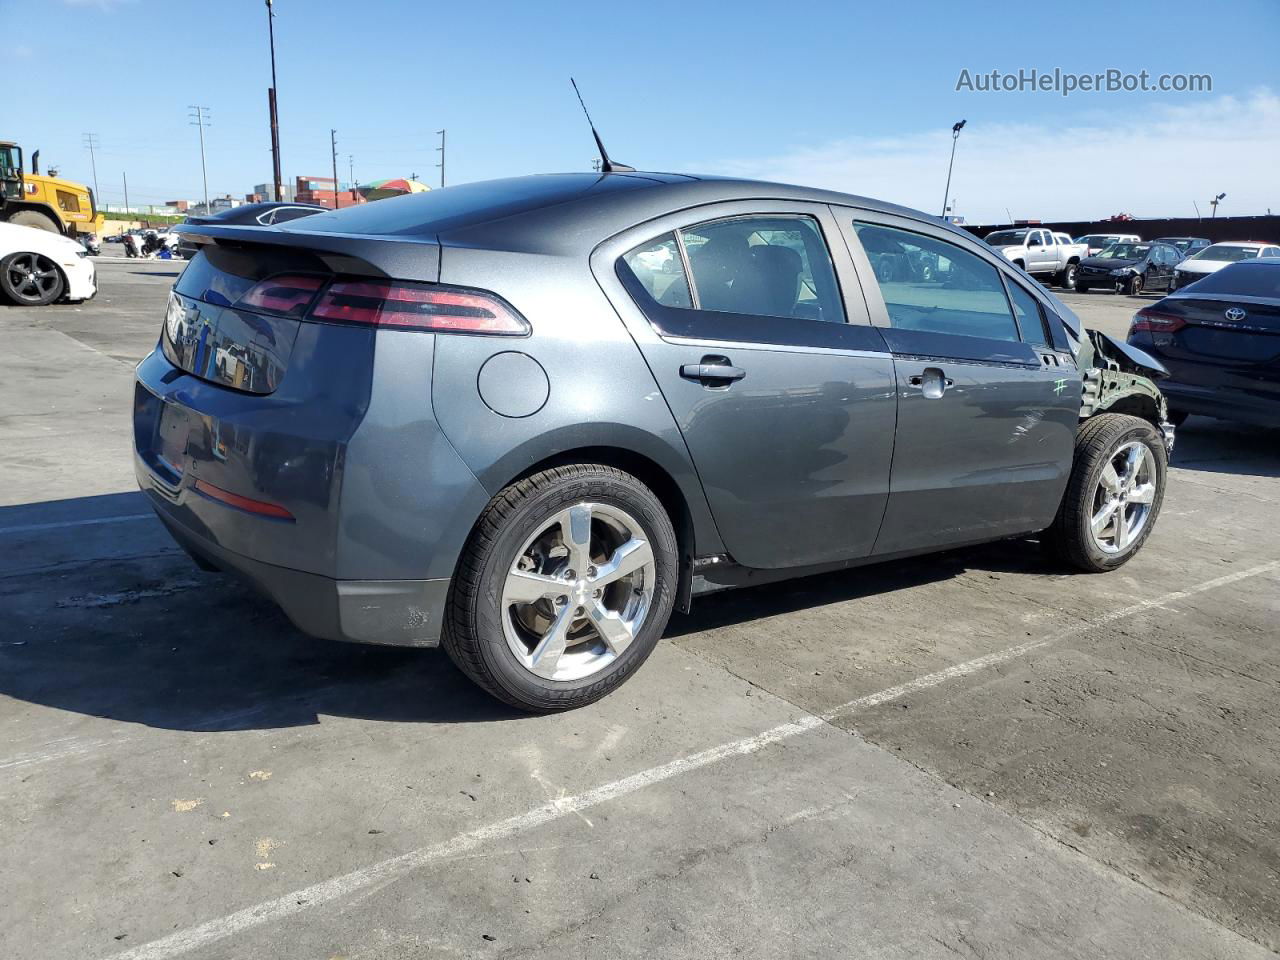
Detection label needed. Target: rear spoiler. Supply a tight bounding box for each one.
[175,222,441,284]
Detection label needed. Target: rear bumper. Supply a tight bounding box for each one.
[1160,382,1280,428]
[147,489,450,646]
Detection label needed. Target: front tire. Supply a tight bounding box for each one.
[1042,414,1167,572]
[0,252,65,305]
[4,209,60,234]
[1057,262,1078,290]
[443,464,678,712]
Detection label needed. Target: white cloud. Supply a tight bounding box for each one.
[708,91,1280,224]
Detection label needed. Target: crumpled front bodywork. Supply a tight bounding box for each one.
[1078,328,1175,453]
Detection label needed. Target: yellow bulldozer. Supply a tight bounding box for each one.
[0,140,104,238]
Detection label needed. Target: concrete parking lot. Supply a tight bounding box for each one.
[2,258,1278,960]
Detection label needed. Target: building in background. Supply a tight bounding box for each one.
[254,182,297,203]
[295,175,364,209]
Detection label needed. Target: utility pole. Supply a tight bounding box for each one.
[189,106,211,212]
[348,154,355,204]
[436,129,446,188]
[82,133,100,200]
[331,129,340,209]
[265,0,283,202]
[122,172,130,214]
[940,119,965,218]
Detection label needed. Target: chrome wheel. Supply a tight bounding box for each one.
[4,253,61,304]
[500,501,656,682]
[1090,441,1157,554]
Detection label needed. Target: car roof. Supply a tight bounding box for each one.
[277,171,957,247]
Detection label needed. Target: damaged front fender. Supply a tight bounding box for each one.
[1078,329,1175,453]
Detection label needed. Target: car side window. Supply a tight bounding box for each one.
[854,222,1021,342]
[620,233,693,309]
[1005,280,1050,346]
[677,216,844,323]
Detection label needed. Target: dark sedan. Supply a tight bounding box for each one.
[1154,236,1210,257]
[1076,241,1182,295]
[174,202,326,259]
[1128,258,1280,427]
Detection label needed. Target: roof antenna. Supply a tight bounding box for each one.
[570,77,634,174]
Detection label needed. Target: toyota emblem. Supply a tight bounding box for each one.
[1224,307,1247,322]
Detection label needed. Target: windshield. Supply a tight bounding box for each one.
[985,230,1027,245]
[1192,244,1260,263]
[1095,243,1149,260]
[1185,262,1280,298]
[0,144,19,179]
[1077,235,1117,245]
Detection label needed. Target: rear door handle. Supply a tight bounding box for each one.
[680,356,745,386]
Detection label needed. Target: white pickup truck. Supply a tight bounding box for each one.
[984,227,1088,290]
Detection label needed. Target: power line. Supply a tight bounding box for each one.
[189,106,211,211]
[82,133,100,199]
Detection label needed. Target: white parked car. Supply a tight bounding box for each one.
[1170,241,1280,291]
[1074,233,1142,256]
[0,222,97,306]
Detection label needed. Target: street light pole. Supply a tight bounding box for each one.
[940,119,966,218]
[266,0,283,202]
[1210,192,1226,218]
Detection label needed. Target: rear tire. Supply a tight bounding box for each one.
[443,464,678,712]
[1042,414,1167,572]
[4,209,60,234]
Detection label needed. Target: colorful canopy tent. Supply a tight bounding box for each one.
[357,178,431,202]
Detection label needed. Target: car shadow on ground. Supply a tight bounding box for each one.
[1170,416,1280,479]
[0,415,1272,736]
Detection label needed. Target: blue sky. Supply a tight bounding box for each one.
[13,0,1280,222]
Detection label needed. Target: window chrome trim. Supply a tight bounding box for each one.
[661,334,889,361]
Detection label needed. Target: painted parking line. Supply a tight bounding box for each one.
[99,557,1280,960]
[0,513,154,536]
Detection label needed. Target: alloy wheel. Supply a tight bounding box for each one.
[500,501,656,681]
[1089,441,1157,554]
[5,253,60,304]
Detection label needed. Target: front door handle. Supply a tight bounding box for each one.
[680,356,745,386]
[907,367,953,399]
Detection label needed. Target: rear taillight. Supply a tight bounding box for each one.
[1130,307,1187,334]
[310,280,529,335]
[237,274,326,318]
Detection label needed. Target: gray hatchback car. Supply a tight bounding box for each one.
[136,173,1174,711]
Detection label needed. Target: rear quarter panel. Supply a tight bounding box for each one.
[428,245,726,558]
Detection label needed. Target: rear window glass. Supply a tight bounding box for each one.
[1182,262,1280,298]
[282,174,650,237]
[175,245,328,308]
[1192,245,1261,262]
